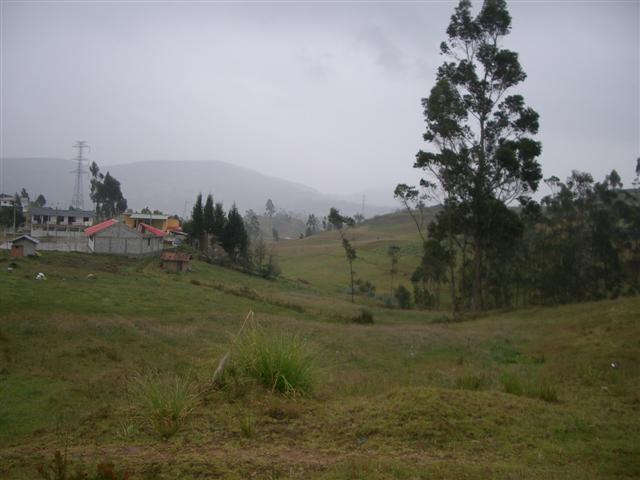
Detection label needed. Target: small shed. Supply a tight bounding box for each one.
[11,235,40,258]
[161,251,191,272]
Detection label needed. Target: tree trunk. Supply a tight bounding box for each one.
[447,207,457,315]
[472,235,482,313]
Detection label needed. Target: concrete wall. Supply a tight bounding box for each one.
[91,223,162,256]
[31,227,86,238]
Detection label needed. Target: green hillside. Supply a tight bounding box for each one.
[0,217,638,478]
[274,210,429,298]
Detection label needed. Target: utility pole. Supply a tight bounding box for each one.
[71,141,89,210]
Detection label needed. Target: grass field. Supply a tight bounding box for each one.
[0,214,639,479]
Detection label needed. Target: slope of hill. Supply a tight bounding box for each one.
[0,249,638,479]
[0,158,396,217]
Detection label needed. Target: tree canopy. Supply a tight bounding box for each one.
[408,0,542,311]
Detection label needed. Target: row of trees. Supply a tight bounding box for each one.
[186,194,279,278]
[397,0,639,313]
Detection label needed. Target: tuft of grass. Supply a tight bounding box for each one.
[455,374,488,391]
[500,373,524,396]
[238,415,255,439]
[129,373,197,439]
[535,382,559,402]
[234,326,316,397]
[500,373,559,402]
[116,422,136,440]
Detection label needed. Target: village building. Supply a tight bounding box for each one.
[160,251,191,272]
[0,193,15,208]
[85,219,164,256]
[10,235,39,258]
[122,212,181,233]
[30,206,95,237]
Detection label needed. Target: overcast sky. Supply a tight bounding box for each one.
[1,1,638,199]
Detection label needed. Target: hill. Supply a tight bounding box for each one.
[0,235,638,478]
[0,158,395,217]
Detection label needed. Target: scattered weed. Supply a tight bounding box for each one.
[455,374,489,391]
[490,339,521,364]
[500,373,524,396]
[129,373,197,439]
[238,415,255,438]
[116,422,136,440]
[500,373,559,402]
[37,451,130,480]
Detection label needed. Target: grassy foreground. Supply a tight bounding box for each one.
[0,241,639,478]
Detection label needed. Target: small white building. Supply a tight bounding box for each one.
[30,207,95,237]
[0,193,15,208]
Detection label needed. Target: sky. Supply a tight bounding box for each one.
[1,0,638,202]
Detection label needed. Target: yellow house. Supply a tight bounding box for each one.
[122,212,181,232]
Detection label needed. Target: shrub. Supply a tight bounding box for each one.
[234,326,315,397]
[354,279,376,296]
[351,309,374,325]
[394,284,413,309]
[130,373,197,439]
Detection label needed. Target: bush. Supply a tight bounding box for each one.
[354,279,376,296]
[130,373,197,439]
[350,309,374,324]
[394,284,413,309]
[234,326,315,397]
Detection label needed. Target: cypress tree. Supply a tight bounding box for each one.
[222,204,248,262]
[192,193,204,246]
[203,194,215,234]
[212,202,226,240]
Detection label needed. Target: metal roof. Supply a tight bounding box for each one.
[84,219,118,236]
[12,235,40,244]
[129,213,169,220]
[139,223,166,237]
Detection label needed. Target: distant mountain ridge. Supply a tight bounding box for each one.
[0,158,395,218]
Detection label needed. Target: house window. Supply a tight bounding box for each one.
[83,217,89,223]
[147,238,151,246]
[34,215,41,223]
[57,216,64,224]
[68,216,75,224]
